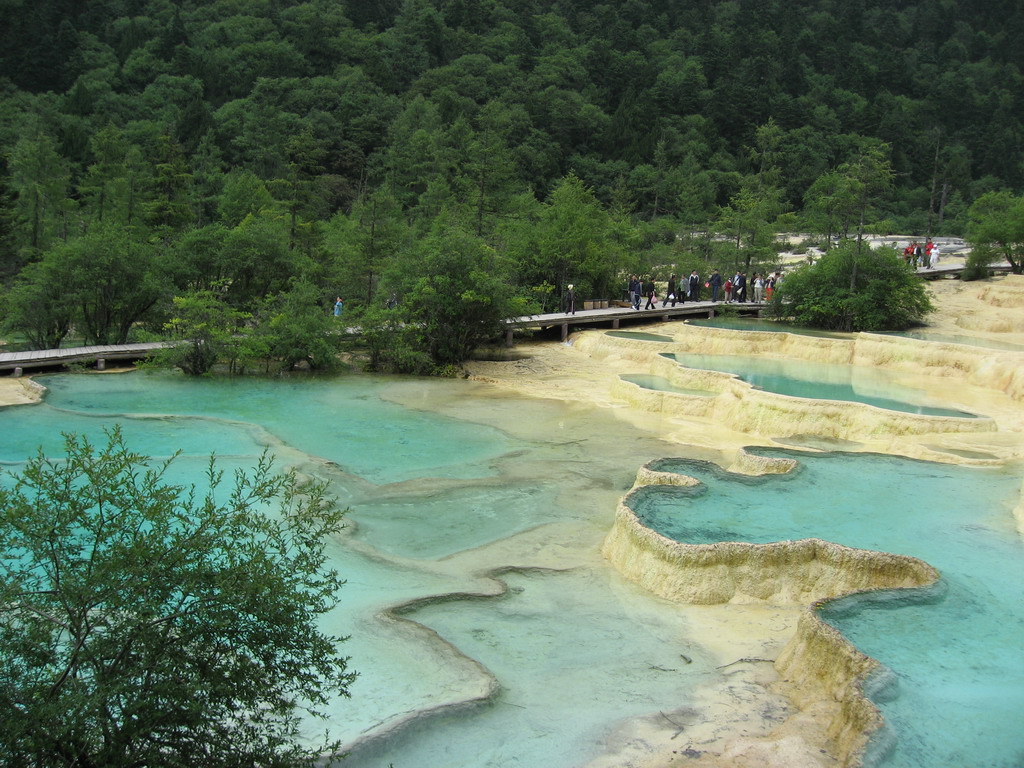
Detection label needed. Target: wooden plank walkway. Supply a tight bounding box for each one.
[505,300,765,343]
[916,263,1014,280]
[3,261,1014,368]
[0,342,173,373]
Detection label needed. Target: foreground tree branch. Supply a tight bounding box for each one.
[0,428,355,767]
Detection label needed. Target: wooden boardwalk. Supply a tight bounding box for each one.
[505,300,764,343]
[1,261,1013,370]
[917,263,1014,280]
[0,342,173,374]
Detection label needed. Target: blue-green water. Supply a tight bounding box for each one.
[620,373,716,397]
[605,330,676,342]
[882,330,1024,352]
[631,452,1024,768]
[0,372,712,767]
[688,317,1024,352]
[686,317,853,338]
[4,373,1021,767]
[665,352,978,418]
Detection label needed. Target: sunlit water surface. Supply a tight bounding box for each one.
[632,452,1024,768]
[664,352,978,418]
[2,373,1020,767]
[0,372,713,768]
[619,373,716,397]
[687,317,1024,351]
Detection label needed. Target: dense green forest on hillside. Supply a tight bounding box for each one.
[0,0,1021,368]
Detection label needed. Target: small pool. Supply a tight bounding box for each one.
[881,330,1024,352]
[686,317,853,338]
[662,353,979,419]
[686,318,1024,352]
[619,374,716,397]
[605,331,676,342]
[627,451,1024,768]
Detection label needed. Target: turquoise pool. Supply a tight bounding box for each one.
[605,330,676,342]
[0,372,712,767]
[619,373,716,397]
[688,317,1024,352]
[2,372,1019,767]
[664,352,978,418]
[630,451,1024,768]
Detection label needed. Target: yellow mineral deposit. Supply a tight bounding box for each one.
[467,275,1024,768]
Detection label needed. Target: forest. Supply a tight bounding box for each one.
[1,0,1022,370]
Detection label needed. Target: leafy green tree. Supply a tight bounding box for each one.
[771,240,933,331]
[159,289,249,375]
[2,258,76,349]
[221,212,303,311]
[60,227,168,344]
[803,170,855,246]
[370,217,532,372]
[715,179,784,273]
[8,129,70,253]
[832,140,895,253]
[143,133,193,237]
[0,429,354,767]
[248,279,344,371]
[218,170,275,228]
[5,226,167,346]
[965,190,1024,275]
[511,173,637,307]
[79,124,136,227]
[323,189,407,307]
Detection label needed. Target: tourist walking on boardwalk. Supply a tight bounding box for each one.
[564,284,577,315]
[724,276,733,302]
[924,239,934,269]
[629,275,641,309]
[333,297,344,317]
[643,277,657,309]
[930,242,941,268]
[710,269,723,302]
[765,273,776,301]
[662,275,678,307]
[688,270,700,301]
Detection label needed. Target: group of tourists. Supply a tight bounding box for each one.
[902,239,941,269]
[623,269,780,310]
[722,271,780,303]
[628,272,704,309]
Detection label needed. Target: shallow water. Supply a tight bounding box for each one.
[631,452,1024,767]
[605,330,676,342]
[1,371,711,767]
[686,317,853,338]
[665,352,978,418]
[4,372,1021,767]
[620,373,716,397]
[881,330,1024,352]
[688,317,1024,352]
